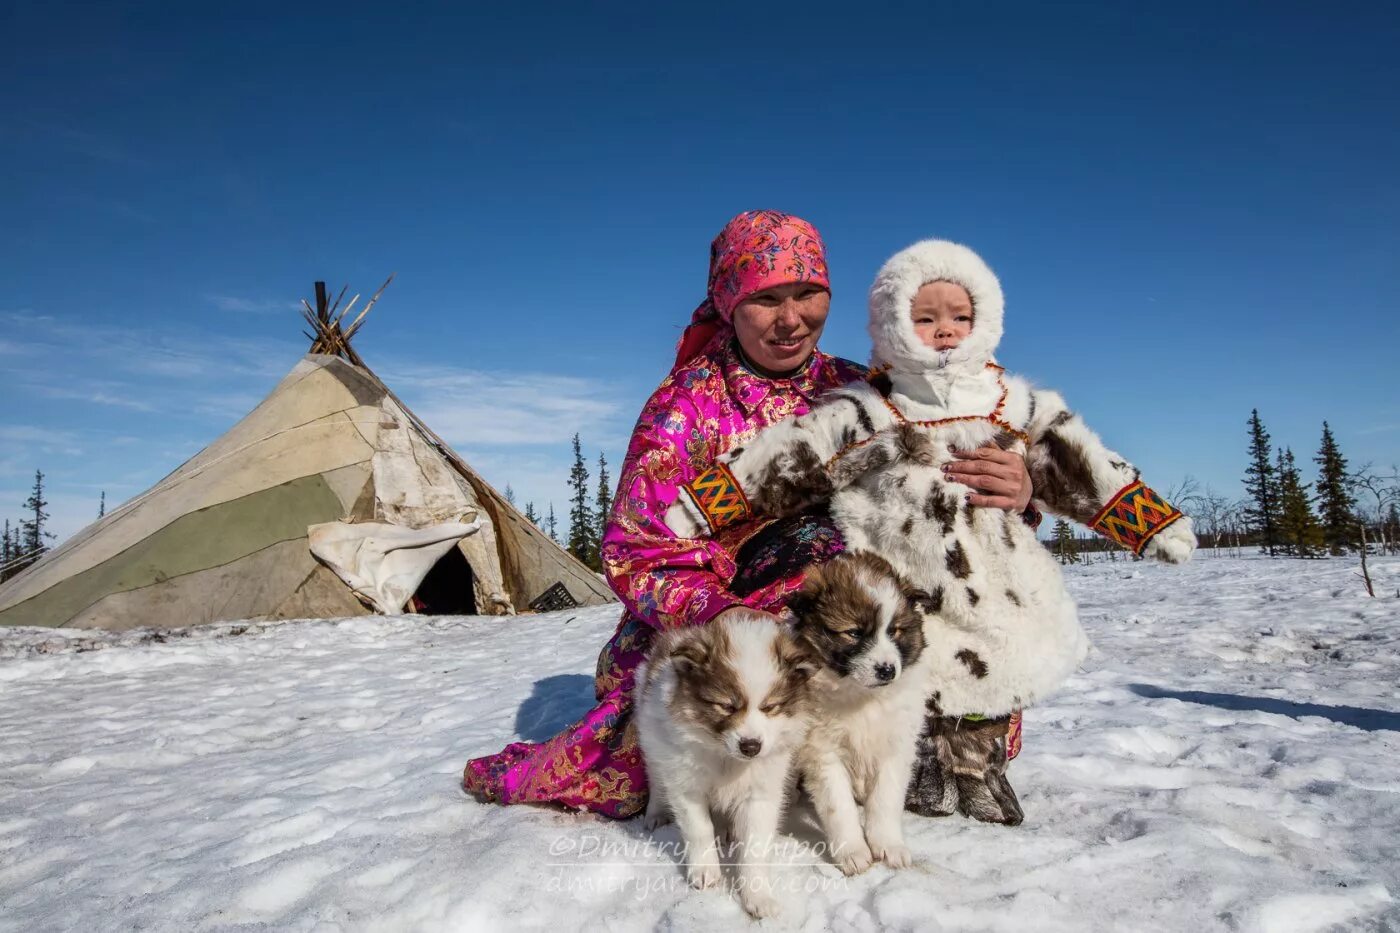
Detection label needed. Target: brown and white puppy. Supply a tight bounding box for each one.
[635,610,817,919]
[787,551,931,875]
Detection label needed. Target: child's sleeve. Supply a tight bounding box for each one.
[1024,388,1196,562]
[663,383,894,538]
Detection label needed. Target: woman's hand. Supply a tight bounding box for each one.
[944,446,1033,512]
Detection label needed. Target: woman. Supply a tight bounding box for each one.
[462,210,1033,819]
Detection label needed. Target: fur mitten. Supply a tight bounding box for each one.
[1141,515,1197,564]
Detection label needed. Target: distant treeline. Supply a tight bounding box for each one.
[1,470,61,583]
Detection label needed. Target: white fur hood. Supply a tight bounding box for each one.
[867,239,1005,380]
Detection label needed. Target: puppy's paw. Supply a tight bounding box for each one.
[1142,516,1196,564]
[740,886,782,919]
[865,824,912,868]
[873,841,912,869]
[686,859,722,890]
[833,840,874,876]
[642,809,672,831]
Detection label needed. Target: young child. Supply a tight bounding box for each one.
[664,239,1196,823]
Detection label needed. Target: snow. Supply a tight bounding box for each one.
[2,555,1398,932]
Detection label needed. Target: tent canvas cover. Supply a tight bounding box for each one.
[0,283,614,631]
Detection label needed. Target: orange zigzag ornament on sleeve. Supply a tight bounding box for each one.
[1089,481,1183,555]
[683,463,752,533]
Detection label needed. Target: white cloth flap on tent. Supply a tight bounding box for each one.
[308,517,482,615]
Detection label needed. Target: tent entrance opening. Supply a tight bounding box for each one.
[410,547,477,615]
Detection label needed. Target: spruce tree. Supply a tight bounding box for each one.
[98,491,106,519]
[1243,409,1281,555]
[1277,448,1322,557]
[1,519,12,583]
[1313,422,1353,555]
[504,484,516,507]
[566,434,594,563]
[524,502,539,526]
[1052,519,1079,565]
[546,503,558,542]
[592,452,613,571]
[20,470,54,565]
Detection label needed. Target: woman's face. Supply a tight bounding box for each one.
[731,283,831,373]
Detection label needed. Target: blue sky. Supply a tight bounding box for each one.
[3,2,1398,542]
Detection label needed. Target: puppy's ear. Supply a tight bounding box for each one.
[852,550,896,578]
[668,638,709,678]
[786,574,824,626]
[790,653,820,684]
[775,629,821,683]
[787,590,815,622]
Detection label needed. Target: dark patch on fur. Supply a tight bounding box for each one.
[1001,512,1019,549]
[913,586,944,615]
[860,444,892,472]
[1030,430,1101,522]
[895,424,937,465]
[1108,458,1143,484]
[924,490,959,533]
[869,371,893,397]
[901,517,914,535]
[789,552,927,679]
[894,474,907,489]
[840,426,858,449]
[728,446,744,459]
[1026,393,1037,424]
[848,396,876,435]
[838,439,894,486]
[966,587,979,606]
[1048,410,1074,428]
[945,541,972,579]
[956,649,988,678]
[993,430,1019,451]
[1005,589,1022,607]
[749,441,834,518]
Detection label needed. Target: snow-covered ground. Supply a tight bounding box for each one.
[1,556,1397,932]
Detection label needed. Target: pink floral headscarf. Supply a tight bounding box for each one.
[673,210,831,371]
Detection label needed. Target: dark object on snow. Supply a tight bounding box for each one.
[529,582,579,613]
[906,711,1024,825]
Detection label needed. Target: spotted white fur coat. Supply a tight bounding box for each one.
[667,240,1196,718]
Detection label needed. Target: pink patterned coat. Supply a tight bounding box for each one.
[462,336,864,817]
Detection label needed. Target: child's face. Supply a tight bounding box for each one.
[910,281,973,351]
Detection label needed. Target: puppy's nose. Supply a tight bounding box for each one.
[738,737,762,758]
[874,663,896,682]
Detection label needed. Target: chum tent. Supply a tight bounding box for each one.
[0,281,614,631]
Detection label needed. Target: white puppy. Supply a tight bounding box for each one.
[635,610,817,918]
